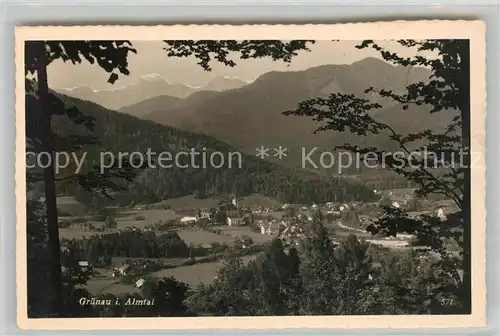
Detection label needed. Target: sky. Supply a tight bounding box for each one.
[47,40,427,90]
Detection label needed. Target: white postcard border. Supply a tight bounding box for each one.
[15,21,487,330]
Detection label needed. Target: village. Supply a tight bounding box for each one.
[54,187,457,296]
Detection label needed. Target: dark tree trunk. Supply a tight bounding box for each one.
[34,41,64,317]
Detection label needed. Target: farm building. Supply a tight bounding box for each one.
[78,260,89,267]
[117,264,130,276]
[198,210,211,219]
[180,216,198,224]
[435,207,447,220]
[135,278,145,288]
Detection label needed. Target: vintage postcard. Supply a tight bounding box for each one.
[15,21,486,330]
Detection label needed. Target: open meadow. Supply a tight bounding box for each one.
[86,278,138,296]
[176,228,235,245]
[152,254,259,288]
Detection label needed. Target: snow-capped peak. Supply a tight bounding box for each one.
[140,73,168,82]
[219,76,251,83]
[184,84,203,89]
[58,86,98,93]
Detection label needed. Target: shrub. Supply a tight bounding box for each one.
[105,216,118,229]
[92,214,107,221]
[241,235,254,246]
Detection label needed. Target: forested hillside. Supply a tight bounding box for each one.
[49,94,378,207]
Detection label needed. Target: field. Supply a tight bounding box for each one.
[85,254,261,295]
[116,209,179,228]
[86,278,138,296]
[328,221,372,238]
[62,192,421,297]
[384,188,417,198]
[254,211,285,220]
[176,228,235,245]
[59,207,181,239]
[176,225,278,246]
[219,226,276,244]
[57,193,285,240]
[155,195,220,212]
[152,254,259,287]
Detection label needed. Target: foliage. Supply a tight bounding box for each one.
[284,39,470,312]
[25,40,141,317]
[25,41,136,83]
[61,229,190,262]
[185,224,459,316]
[26,38,470,317]
[143,277,192,316]
[26,189,52,317]
[163,40,314,71]
[104,216,118,228]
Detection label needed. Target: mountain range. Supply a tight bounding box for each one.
[56,74,249,111]
[118,57,457,171]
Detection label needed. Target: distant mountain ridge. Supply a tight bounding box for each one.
[56,74,249,111]
[203,76,250,92]
[120,57,457,172]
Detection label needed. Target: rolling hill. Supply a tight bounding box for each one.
[57,75,249,111]
[42,93,379,207]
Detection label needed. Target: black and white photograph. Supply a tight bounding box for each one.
[16,22,486,329]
